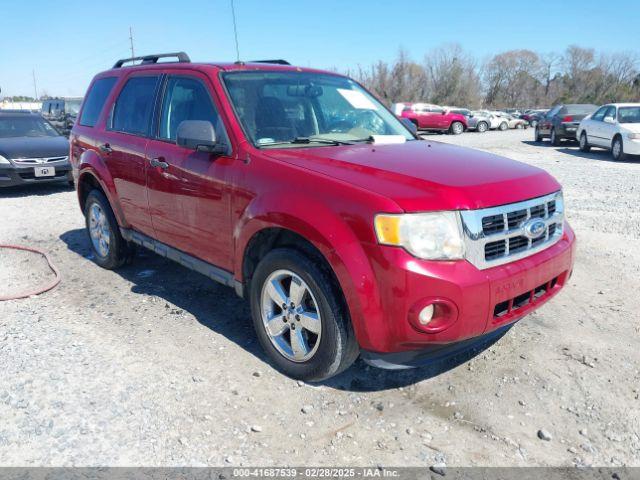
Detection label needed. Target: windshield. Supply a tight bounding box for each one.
[222,71,414,147]
[0,116,60,138]
[618,107,640,124]
[565,105,597,115]
[65,100,82,115]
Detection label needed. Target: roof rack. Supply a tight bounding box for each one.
[249,59,291,65]
[113,52,191,69]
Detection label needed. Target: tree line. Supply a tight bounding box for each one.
[349,44,640,109]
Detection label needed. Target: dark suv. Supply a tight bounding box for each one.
[535,104,597,145]
[70,53,575,381]
[0,111,72,188]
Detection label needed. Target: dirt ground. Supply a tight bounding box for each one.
[0,129,639,467]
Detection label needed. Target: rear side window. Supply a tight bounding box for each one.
[79,77,117,127]
[111,76,159,136]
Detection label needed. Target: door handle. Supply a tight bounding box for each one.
[150,157,169,169]
[99,143,113,153]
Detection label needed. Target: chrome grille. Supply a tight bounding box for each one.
[460,191,564,270]
[11,156,68,165]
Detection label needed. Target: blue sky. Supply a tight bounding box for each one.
[1,0,638,98]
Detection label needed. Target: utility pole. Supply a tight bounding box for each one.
[129,26,135,58]
[32,70,38,100]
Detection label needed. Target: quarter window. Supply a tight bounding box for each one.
[79,77,117,127]
[158,76,223,142]
[111,76,159,136]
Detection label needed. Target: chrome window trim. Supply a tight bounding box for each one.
[460,191,564,270]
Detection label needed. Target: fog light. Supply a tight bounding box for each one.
[418,304,434,325]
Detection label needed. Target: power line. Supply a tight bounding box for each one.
[230,0,240,62]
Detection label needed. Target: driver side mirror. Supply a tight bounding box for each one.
[603,116,615,124]
[400,117,418,135]
[177,120,227,154]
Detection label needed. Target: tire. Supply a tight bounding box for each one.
[579,132,591,152]
[612,136,626,161]
[534,127,543,142]
[249,248,359,382]
[476,121,488,133]
[499,122,508,131]
[516,123,524,129]
[550,128,561,146]
[449,121,464,135]
[530,120,538,128]
[84,189,133,269]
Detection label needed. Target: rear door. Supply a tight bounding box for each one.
[100,74,161,237]
[145,72,234,270]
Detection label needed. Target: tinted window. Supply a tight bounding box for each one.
[592,106,608,121]
[111,76,159,136]
[79,77,117,127]
[159,77,222,142]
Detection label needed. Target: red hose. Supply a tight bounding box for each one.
[0,244,61,301]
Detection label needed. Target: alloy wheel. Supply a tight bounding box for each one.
[260,269,322,362]
[88,203,111,258]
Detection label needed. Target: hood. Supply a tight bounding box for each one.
[0,136,69,159]
[263,140,560,211]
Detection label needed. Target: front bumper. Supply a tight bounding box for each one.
[358,223,576,360]
[0,162,72,187]
[624,137,640,155]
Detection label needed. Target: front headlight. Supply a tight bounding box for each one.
[627,133,640,140]
[374,211,465,260]
[0,154,11,165]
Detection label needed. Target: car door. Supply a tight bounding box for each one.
[145,73,235,270]
[99,74,161,237]
[600,106,618,147]
[586,106,608,146]
[541,106,560,135]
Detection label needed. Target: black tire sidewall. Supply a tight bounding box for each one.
[84,190,128,269]
[249,248,357,382]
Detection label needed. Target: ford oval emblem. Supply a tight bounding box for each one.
[523,218,546,239]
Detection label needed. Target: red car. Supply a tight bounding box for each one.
[401,103,467,134]
[71,53,575,381]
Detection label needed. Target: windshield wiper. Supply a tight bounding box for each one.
[259,137,355,147]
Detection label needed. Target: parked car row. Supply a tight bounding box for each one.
[534,102,640,161]
[396,103,531,135]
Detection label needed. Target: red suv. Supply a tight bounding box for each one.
[71,53,575,381]
[400,104,467,134]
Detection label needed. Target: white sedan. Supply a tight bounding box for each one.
[577,103,640,161]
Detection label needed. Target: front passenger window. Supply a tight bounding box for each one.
[159,77,223,142]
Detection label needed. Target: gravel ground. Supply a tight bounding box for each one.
[0,129,639,467]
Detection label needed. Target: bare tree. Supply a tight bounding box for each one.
[424,44,481,107]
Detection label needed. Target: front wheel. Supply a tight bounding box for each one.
[612,136,626,161]
[499,122,508,131]
[249,248,359,382]
[534,127,543,142]
[476,121,488,133]
[579,132,591,152]
[530,120,538,128]
[550,128,561,146]
[450,121,464,135]
[84,190,133,269]
[516,123,524,129]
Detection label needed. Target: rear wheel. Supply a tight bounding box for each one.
[450,121,464,135]
[612,136,626,161]
[579,132,591,152]
[84,190,133,269]
[476,121,488,133]
[249,248,359,382]
[550,128,561,146]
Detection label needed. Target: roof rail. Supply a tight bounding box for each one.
[113,52,191,69]
[249,59,291,65]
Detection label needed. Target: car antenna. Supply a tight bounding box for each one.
[230,0,242,64]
